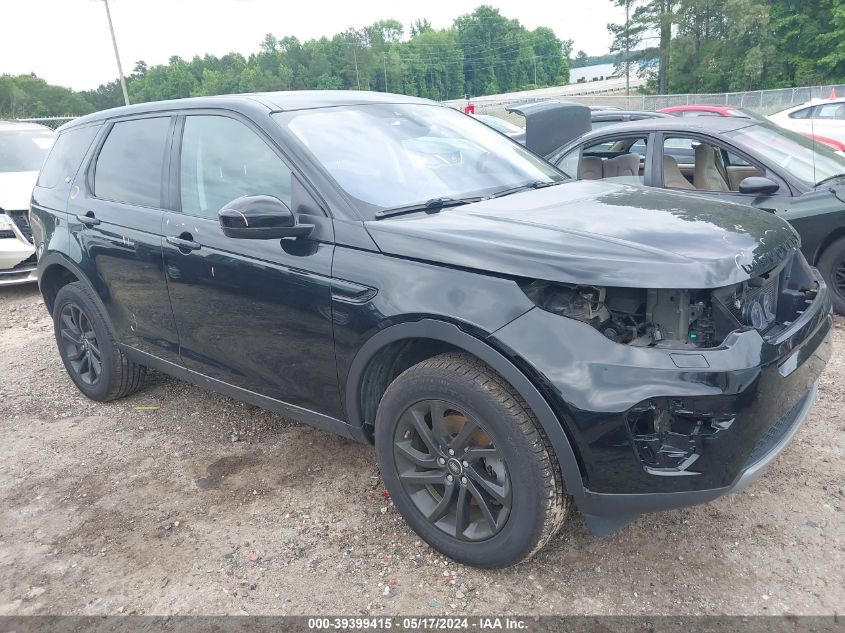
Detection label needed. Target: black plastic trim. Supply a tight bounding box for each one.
[580,381,819,535]
[343,318,587,506]
[121,346,366,442]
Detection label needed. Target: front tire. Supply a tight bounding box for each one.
[375,352,569,568]
[52,282,146,401]
[818,237,845,314]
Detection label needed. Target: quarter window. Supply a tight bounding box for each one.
[94,117,171,207]
[788,107,813,120]
[38,125,100,189]
[179,116,292,220]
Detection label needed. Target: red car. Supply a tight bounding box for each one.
[658,104,750,118]
[800,132,845,152]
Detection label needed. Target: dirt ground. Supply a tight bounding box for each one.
[1,283,843,616]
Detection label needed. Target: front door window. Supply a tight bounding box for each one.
[180,115,293,219]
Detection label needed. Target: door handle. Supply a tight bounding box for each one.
[76,213,101,226]
[166,235,202,251]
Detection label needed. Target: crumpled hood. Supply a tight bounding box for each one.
[0,171,38,212]
[365,181,800,289]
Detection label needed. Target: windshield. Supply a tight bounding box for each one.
[0,128,55,173]
[276,104,562,218]
[726,123,845,186]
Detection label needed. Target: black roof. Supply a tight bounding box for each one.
[578,115,758,140]
[62,90,437,130]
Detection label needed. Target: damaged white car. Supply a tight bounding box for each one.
[0,121,54,285]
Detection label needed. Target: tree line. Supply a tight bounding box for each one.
[608,0,845,94]
[0,5,571,117]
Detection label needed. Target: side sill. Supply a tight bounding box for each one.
[120,346,366,443]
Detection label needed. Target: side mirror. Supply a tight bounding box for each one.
[738,176,780,195]
[218,195,314,240]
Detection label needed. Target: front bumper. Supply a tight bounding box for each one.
[490,270,833,534]
[0,237,37,286]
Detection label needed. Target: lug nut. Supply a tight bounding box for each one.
[448,448,455,456]
[460,476,468,485]
[446,474,454,483]
[437,457,446,465]
[462,460,469,468]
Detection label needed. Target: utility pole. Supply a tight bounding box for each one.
[383,52,388,92]
[533,55,538,85]
[625,0,631,97]
[353,47,361,90]
[99,0,129,105]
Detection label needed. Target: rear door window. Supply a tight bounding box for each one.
[94,117,171,207]
[815,103,845,120]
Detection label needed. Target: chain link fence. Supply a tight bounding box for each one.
[464,83,845,124]
[12,82,845,130]
[13,116,77,130]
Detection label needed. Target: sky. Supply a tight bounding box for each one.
[0,0,622,91]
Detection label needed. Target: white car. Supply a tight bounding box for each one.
[768,98,845,145]
[0,121,54,286]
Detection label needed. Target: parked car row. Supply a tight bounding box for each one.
[471,100,845,313]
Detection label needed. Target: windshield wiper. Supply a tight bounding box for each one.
[374,196,483,219]
[486,180,564,199]
[814,173,845,188]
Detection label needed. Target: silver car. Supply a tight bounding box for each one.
[0,121,54,285]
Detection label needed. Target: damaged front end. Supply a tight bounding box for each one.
[0,208,37,286]
[493,244,832,533]
[519,242,820,351]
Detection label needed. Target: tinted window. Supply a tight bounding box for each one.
[0,127,54,173]
[94,117,170,207]
[38,125,100,188]
[788,107,812,120]
[180,116,292,220]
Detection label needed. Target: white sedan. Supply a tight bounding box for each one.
[0,121,54,285]
[769,98,845,146]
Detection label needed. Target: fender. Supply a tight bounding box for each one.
[344,318,588,507]
[37,251,110,317]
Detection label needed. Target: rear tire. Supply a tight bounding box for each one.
[375,352,569,568]
[818,237,845,314]
[52,282,146,401]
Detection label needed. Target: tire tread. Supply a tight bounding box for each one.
[54,282,146,401]
[391,351,569,563]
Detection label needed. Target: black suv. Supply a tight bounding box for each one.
[31,92,832,568]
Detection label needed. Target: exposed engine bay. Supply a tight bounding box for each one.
[520,249,820,349]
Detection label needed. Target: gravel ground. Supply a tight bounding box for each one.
[1,283,843,616]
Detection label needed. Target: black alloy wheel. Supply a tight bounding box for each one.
[393,399,512,541]
[52,282,146,401]
[375,352,569,568]
[59,302,102,386]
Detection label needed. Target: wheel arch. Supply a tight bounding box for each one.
[813,226,845,265]
[345,318,587,505]
[38,253,106,317]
